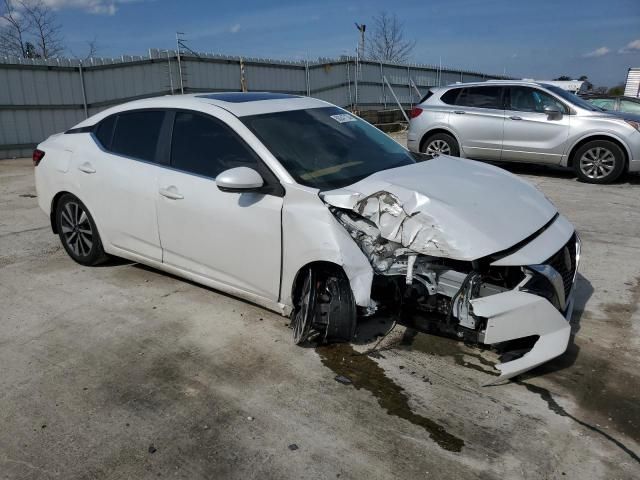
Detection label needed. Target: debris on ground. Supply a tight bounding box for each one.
[334,375,353,385]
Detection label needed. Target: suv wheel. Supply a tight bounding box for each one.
[55,193,107,266]
[573,140,625,184]
[421,133,460,158]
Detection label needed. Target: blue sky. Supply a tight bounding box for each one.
[49,0,640,86]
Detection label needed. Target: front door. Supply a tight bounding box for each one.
[502,87,571,164]
[156,110,283,301]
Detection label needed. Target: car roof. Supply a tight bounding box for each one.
[73,92,332,128]
[441,80,555,89]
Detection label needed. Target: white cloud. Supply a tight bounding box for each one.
[230,23,240,33]
[582,46,610,58]
[38,0,146,15]
[619,39,640,54]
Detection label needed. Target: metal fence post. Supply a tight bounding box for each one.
[383,75,409,123]
[380,61,385,109]
[78,62,88,119]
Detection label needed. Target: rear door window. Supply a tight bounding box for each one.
[170,111,259,179]
[110,110,165,162]
[456,86,503,109]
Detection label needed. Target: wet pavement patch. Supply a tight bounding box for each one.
[316,343,464,452]
[400,328,499,377]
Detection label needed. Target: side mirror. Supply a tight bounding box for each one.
[216,167,264,193]
[544,105,563,120]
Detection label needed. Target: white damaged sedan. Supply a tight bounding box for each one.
[34,92,580,384]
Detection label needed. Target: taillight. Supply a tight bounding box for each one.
[409,107,423,119]
[32,149,45,166]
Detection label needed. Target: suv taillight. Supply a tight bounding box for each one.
[32,149,45,166]
[409,107,423,119]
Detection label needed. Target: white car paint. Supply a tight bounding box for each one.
[34,93,580,384]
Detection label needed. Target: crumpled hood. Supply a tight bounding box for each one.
[321,156,557,261]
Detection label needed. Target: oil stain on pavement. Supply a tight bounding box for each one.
[316,342,465,453]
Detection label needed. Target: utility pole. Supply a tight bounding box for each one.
[165,50,174,94]
[355,23,366,61]
[176,32,185,94]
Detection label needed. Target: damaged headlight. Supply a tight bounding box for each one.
[519,265,565,311]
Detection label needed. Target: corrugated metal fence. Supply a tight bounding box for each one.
[0,48,507,158]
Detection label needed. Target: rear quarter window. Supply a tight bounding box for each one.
[440,88,461,105]
[94,115,116,149]
[419,90,434,103]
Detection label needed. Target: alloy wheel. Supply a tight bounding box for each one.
[60,201,94,257]
[579,147,616,180]
[425,139,451,157]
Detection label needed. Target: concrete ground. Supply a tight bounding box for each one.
[1,140,639,479]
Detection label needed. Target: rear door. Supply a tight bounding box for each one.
[502,87,571,164]
[446,86,505,160]
[78,110,167,261]
[155,110,283,301]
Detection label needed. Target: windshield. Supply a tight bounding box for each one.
[241,106,416,190]
[545,86,600,111]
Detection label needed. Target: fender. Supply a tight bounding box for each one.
[561,130,632,167]
[420,126,465,158]
[280,185,374,309]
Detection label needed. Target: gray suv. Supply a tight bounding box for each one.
[407,80,640,183]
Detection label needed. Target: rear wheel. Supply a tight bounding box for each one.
[290,266,356,345]
[421,132,460,158]
[573,140,625,184]
[55,193,107,266]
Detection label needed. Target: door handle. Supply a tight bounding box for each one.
[78,162,96,174]
[453,110,466,114]
[159,186,184,200]
[509,115,522,121]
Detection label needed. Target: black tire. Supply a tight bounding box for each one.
[420,132,460,158]
[290,267,356,345]
[55,193,107,266]
[573,140,626,184]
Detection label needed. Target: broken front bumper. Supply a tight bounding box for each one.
[475,232,581,385]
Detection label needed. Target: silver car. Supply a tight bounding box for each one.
[407,80,640,183]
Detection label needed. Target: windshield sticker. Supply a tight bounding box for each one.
[331,113,357,123]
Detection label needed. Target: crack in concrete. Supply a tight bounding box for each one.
[518,380,640,464]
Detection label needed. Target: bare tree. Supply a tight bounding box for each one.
[0,0,29,57]
[70,36,99,61]
[20,0,64,58]
[84,36,98,59]
[367,12,415,63]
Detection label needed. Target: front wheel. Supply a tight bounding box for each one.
[55,193,107,266]
[573,140,626,184]
[420,132,460,158]
[290,267,356,345]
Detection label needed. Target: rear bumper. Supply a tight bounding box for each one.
[407,131,419,152]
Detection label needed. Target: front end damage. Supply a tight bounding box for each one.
[322,186,581,385]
